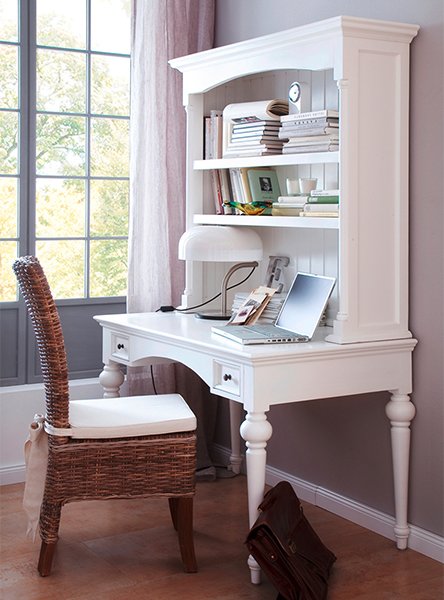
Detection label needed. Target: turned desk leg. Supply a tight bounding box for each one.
[240,411,273,585]
[99,361,124,398]
[228,400,243,474]
[385,392,416,550]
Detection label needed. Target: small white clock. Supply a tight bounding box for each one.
[288,81,301,103]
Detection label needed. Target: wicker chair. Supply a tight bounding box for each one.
[13,256,197,577]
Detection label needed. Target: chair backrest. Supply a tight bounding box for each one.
[13,256,70,429]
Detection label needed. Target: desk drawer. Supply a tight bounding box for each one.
[111,334,129,361]
[213,361,241,397]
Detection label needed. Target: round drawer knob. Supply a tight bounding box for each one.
[117,343,125,350]
[223,373,232,381]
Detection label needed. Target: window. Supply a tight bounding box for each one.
[0,0,130,301]
[0,0,131,385]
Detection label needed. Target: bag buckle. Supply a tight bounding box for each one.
[288,539,298,554]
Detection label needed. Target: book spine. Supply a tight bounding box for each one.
[232,120,281,131]
[239,168,253,203]
[307,195,339,204]
[283,134,339,144]
[277,195,309,205]
[300,211,339,217]
[280,117,339,128]
[204,117,212,159]
[210,110,223,159]
[282,144,338,154]
[228,168,242,211]
[232,131,281,140]
[302,203,339,211]
[219,169,232,204]
[210,169,223,214]
[310,189,340,196]
[279,127,339,139]
[228,143,284,150]
[281,109,338,122]
[224,148,283,157]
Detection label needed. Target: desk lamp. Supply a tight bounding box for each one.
[178,225,263,320]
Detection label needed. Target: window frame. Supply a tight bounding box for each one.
[0,0,130,386]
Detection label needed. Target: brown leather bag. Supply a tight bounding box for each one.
[245,481,336,600]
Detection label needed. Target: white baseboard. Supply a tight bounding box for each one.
[212,444,444,564]
[1,465,26,486]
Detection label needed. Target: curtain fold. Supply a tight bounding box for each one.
[128,0,217,474]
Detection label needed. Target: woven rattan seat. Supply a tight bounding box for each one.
[13,256,198,577]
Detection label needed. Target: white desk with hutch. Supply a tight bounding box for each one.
[95,16,419,583]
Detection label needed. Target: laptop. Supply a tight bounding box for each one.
[212,272,336,345]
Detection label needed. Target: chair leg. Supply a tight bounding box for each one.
[38,500,62,576]
[168,497,179,531]
[38,541,58,577]
[175,497,197,573]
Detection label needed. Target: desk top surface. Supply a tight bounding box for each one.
[94,311,416,362]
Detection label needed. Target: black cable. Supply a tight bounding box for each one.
[152,265,257,391]
[151,265,257,391]
[150,364,158,395]
[175,265,257,313]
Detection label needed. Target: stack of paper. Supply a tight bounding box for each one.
[231,292,286,323]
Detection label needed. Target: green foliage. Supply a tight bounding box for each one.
[0,241,17,301]
[0,45,18,108]
[37,48,86,113]
[0,111,18,174]
[91,117,129,177]
[90,239,127,297]
[36,114,86,175]
[37,240,85,298]
[36,179,85,237]
[90,179,129,237]
[0,177,17,237]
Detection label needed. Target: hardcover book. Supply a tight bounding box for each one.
[247,169,281,202]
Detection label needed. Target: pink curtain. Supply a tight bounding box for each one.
[128,1,217,474]
[129,0,215,314]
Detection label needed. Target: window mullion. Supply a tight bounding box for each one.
[85,0,92,299]
[20,0,35,258]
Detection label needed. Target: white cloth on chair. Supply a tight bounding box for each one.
[23,414,48,541]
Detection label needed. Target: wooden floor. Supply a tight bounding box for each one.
[1,476,442,599]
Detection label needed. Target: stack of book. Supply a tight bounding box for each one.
[279,109,339,154]
[222,99,288,158]
[300,189,340,217]
[224,119,284,158]
[272,195,309,216]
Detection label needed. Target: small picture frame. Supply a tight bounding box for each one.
[247,169,281,202]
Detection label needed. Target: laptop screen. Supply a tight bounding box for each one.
[275,272,336,338]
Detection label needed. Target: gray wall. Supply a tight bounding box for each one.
[214,0,444,537]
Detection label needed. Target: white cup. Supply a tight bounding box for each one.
[298,178,318,194]
[285,178,300,196]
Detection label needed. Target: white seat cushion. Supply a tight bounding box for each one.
[68,394,196,439]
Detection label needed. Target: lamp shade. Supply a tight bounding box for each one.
[178,226,263,262]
